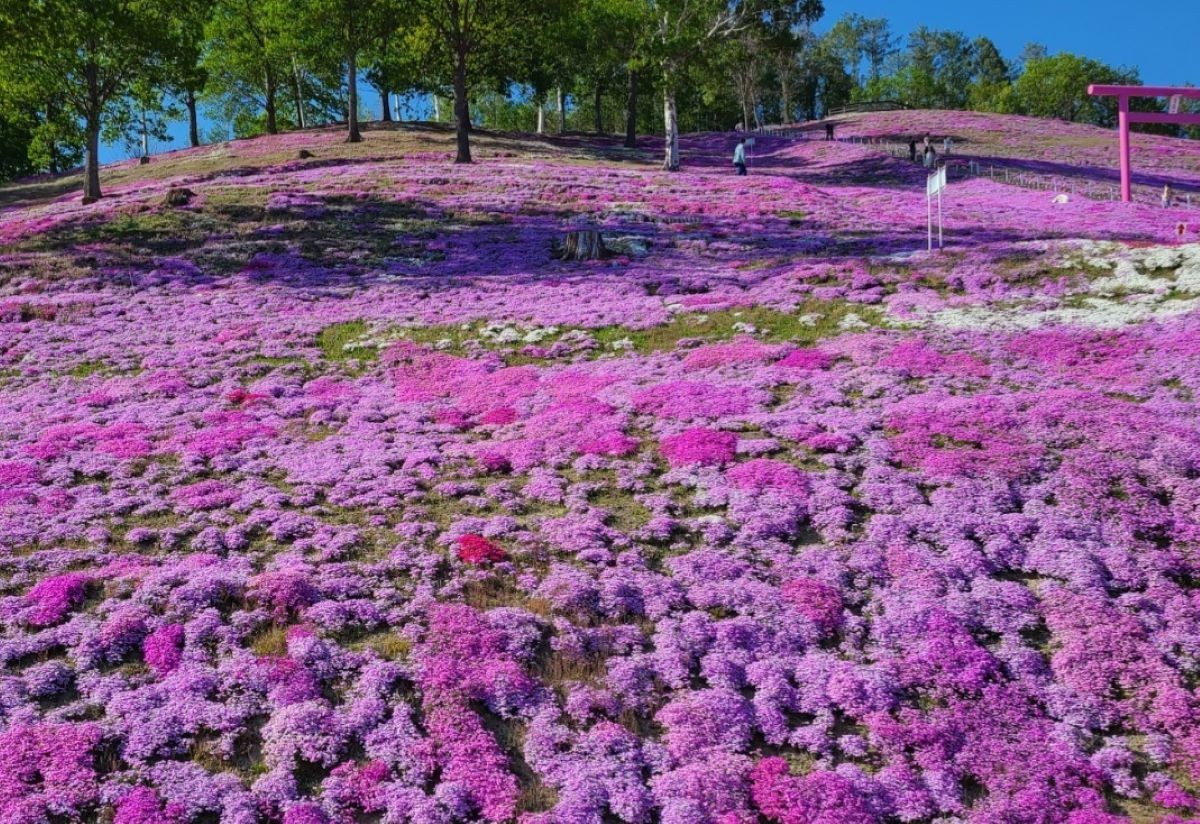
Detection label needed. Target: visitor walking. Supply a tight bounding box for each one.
[908,139,918,163]
[733,138,747,176]
[825,122,835,141]
[923,145,937,169]
[1163,184,1174,209]
[943,136,952,155]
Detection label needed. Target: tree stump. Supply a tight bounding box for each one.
[297,149,314,159]
[604,235,649,258]
[163,187,196,207]
[555,230,607,261]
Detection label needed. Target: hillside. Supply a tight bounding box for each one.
[830,108,1200,194]
[1,115,1200,824]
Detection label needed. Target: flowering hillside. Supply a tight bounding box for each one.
[830,109,1200,193]
[2,117,1200,824]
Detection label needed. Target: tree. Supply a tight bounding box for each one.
[568,0,648,136]
[0,0,172,201]
[728,28,767,130]
[648,0,747,171]
[163,0,214,147]
[409,0,566,164]
[968,36,1010,111]
[902,27,975,110]
[1012,52,1137,126]
[794,31,854,118]
[824,14,891,88]
[299,0,401,142]
[205,0,293,137]
[760,0,823,124]
[0,91,83,179]
[1016,42,1047,73]
[0,108,39,181]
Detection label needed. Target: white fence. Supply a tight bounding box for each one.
[846,136,1200,209]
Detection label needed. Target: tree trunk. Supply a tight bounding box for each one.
[594,83,603,134]
[82,63,102,202]
[83,114,101,202]
[381,87,392,122]
[140,109,150,159]
[265,67,279,135]
[779,63,792,125]
[537,101,545,134]
[624,69,638,148]
[557,86,566,133]
[663,85,680,171]
[292,57,307,129]
[346,51,362,142]
[740,94,751,133]
[44,101,59,173]
[452,51,471,163]
[433,94,440,121]
[185,88,201,146]
[556,230,607,261]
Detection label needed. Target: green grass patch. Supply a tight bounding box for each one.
[249,625,289,657]
[316,320,372,361]
[327,300,882,369]
[65,359,112,378]
[351,630,411,660]
[249,354,307,368]
[591,301,883,354]
[589,488,652,533]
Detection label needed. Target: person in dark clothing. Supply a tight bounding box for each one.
[908,139,917,162]
[825,122,835,140]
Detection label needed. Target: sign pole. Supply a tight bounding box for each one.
[927,189,933,252]
[938,181,944,249]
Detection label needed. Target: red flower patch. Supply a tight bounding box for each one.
[456,534,508,565]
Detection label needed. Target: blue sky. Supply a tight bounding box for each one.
[103,1,1200,163]
[819,0,1200,87]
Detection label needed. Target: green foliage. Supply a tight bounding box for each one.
[0,109,39,181]
[0,0,1192,193]
[0,0,175,198]
[1011,52,1139,126]
[402,0,571,161]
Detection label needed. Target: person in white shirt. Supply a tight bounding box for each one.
[733,139,747,176]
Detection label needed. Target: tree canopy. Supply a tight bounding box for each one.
[0,2,1190,196]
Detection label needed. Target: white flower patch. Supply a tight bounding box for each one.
[915,241,1200,332]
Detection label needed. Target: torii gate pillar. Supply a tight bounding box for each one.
[1088,85,1200,202]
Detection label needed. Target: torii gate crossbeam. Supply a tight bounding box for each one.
[1087,84,1200,202]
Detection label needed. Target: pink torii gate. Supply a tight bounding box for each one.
[1087,84,1200,202]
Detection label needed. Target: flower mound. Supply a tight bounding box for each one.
[456,534,508,565]
[660,428,739,467]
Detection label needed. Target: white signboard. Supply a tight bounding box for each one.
[926,166,947,196]
[926,167,947,252]
[745,137,757,147]
[1169,95,1183,115]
